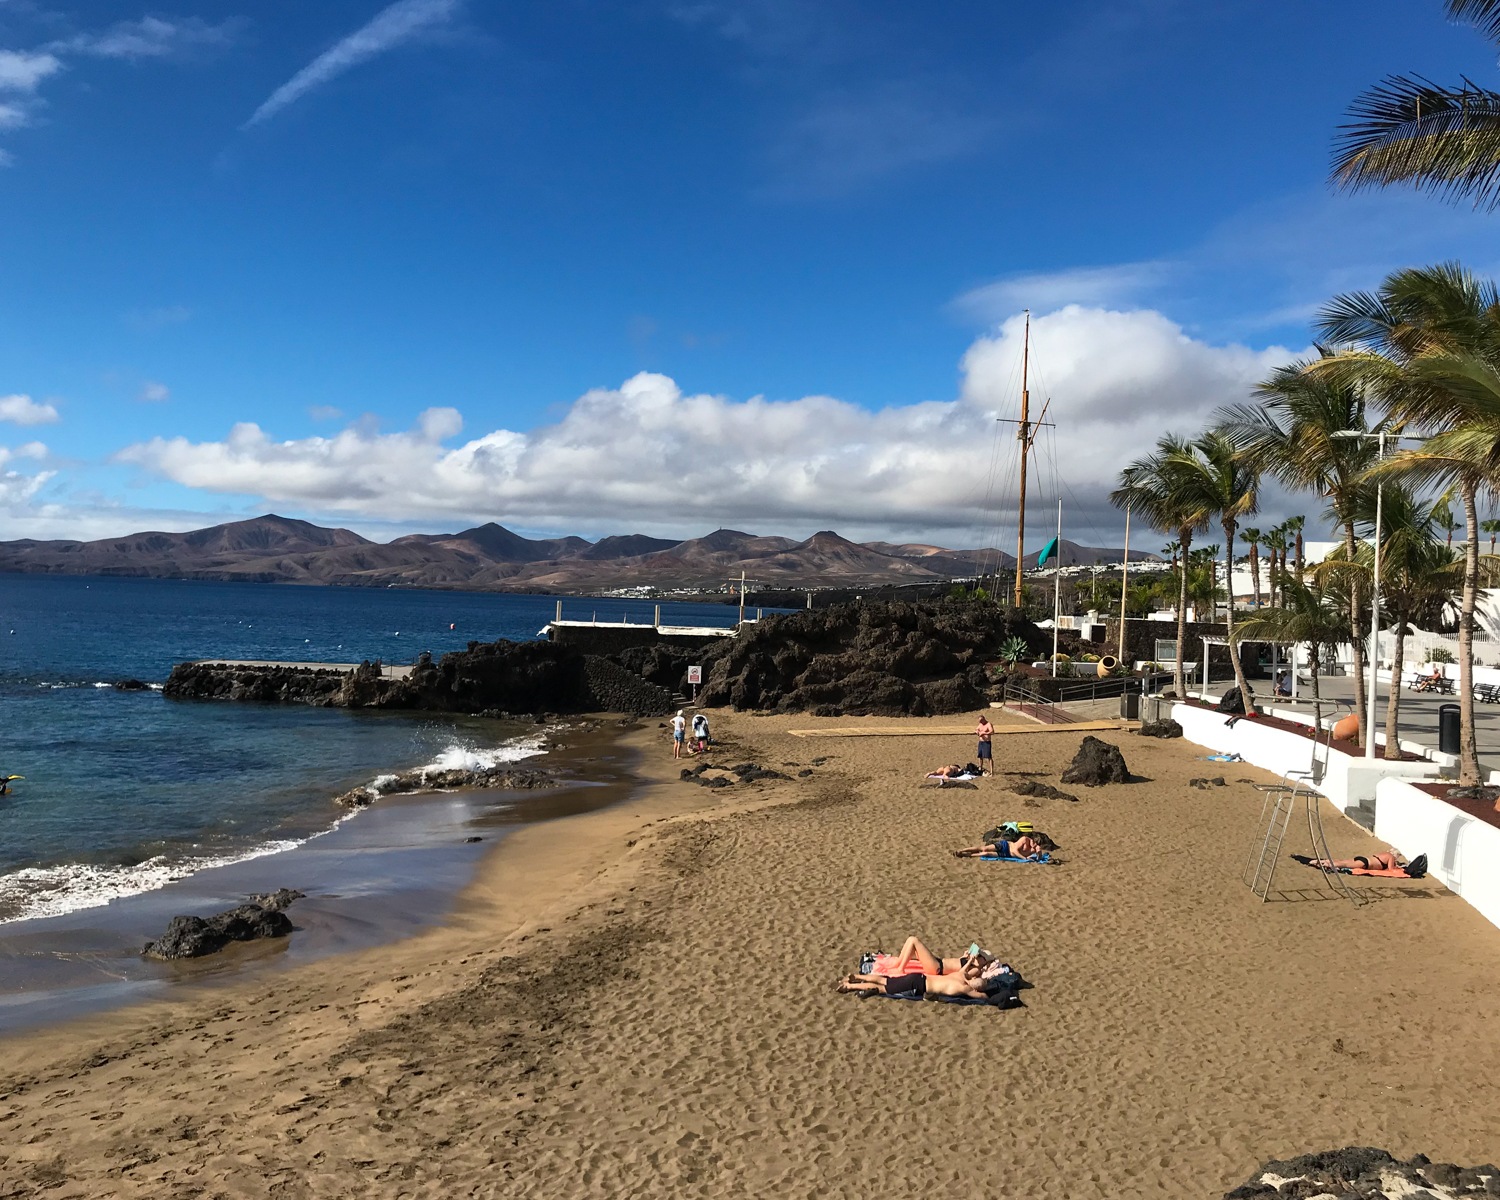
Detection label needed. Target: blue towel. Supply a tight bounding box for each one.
[977,852,1051,864]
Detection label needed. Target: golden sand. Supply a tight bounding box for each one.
[2,710,1497,1199]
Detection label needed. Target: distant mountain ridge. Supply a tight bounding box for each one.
[0,515,1152,592]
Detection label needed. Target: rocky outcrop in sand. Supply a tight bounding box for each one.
[695,601,1043,716]
[1059,736,1132,786]
[143,898,297,960]
[1136,719,1183,739]
[1225,1147,1500,1198]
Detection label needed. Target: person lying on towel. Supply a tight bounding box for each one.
[951,831,1057,860]
[929,764,970,779]
[1300,849,1425,877]
[874,935,991,977]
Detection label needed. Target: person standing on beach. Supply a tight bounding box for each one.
[692,712,710,754]
[671,710,687,758]
[975,714,994,775]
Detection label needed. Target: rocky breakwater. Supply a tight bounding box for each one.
[165,640,674,718]
[334,760,559,808]
[695,600,1044,717]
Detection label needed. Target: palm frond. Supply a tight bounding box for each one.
[1332,74,1500,209]
[1450,0,1500,47]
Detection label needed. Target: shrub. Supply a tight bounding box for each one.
[1428,646,1456,664]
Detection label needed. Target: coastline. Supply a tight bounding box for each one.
[3,711,1500,1197]
[0,717,625,1031]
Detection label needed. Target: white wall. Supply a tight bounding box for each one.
[1169,700,1443,811]
[1376,777,1500,934]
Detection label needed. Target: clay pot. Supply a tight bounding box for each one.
[1332,712,1361,743]
[1096,655,1119,678]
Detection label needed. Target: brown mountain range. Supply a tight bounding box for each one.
[0,515,1144,592]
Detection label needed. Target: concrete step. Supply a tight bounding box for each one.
[1347,803,1377,832]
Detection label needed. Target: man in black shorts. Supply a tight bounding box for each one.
[975,714,994,775]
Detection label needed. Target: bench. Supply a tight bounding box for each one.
[1409,674,1455,694]
[1476,683,1500,704]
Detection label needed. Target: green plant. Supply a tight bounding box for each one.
[1079,652,1101,663]
[1428,646,1456,664]
[997,635,1029,667]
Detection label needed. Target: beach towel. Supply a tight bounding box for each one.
[926,771,978,786]
[1201,753,1242,762]
[977,852,1052,864]
[881,967,1023,1007]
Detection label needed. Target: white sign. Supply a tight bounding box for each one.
[687,665,702,684]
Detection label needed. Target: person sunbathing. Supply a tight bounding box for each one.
[929,764,969,779]
[952,832,1057,860]
[837,966,992,1000]
[879,935,989,976]
[1305,849,1405,872]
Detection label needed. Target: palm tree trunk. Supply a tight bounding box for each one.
[1459,477,1481,785]
[1310,640,1323,736]
[1344,520,1368,747]
[1224,521,1252,705]
[1385,621,1406,761]
[1174,528,1192,699]
[1250,543,1262,610]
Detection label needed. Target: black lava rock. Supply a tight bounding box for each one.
[1136,719,1183,739]
[143,901,294,960]
[1059,736,1132,787]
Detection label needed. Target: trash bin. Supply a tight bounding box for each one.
[1120,691,1140,720]
[1140,695,1162,724]
[1439,703,1461,755]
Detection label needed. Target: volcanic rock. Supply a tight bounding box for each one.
[143,901,295,960]
[1136,719,1183,739]
[1224,1147,1499,1199]
[1059,736,1132,786]
[1010,779,1079,802]
[696,600,1042,717]
[113,678,149,691]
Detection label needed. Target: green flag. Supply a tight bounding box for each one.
[1037,537,1059,567]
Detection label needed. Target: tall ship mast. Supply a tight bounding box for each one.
[1013,311,1030,607]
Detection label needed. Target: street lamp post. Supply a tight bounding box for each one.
[1332,430,1393,761]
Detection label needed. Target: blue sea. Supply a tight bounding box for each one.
[0,575,741,925]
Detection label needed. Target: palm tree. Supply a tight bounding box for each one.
[1315,261,1500,785]
[1241,526,1265,609]
[1366,489,1466,759]
[1483,516,1500,554]
[1233,577,1353,734]
[1332,1,1500,209]
[1285,514,1307,580]
[1263,527,1289,607]
[1172,431,1260,703]
[1112,437,1214,699]
[1219,363,1376,723]
[1434,502,1460,546]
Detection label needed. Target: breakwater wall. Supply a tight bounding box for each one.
[164,640,674,718]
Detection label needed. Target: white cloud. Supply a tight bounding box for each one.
[0,393,60,425]
[308,404,344,421]
[0,441,54,511]
[113,307,1305,542]
[0,49,61,92]
[952,263,1174,325]
[138,381,170,403]
[49,16,238,61]
[245,0,463,128]
[0,101,28,130]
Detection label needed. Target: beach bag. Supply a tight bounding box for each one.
[982,822,1034,843]
[1405,853,1428,879]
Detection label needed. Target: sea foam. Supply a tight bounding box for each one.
[0,731,549,925]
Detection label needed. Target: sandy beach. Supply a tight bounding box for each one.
[3,709,1499,1199]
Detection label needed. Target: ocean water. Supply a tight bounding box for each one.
[0,575,741,925]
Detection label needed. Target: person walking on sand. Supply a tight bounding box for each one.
[671,710,687,758]
[692,712,710,755]
[975,713,994,775]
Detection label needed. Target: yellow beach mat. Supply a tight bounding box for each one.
[786,721,1139,738]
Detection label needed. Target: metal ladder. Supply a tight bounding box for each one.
[1242,731,1365,906]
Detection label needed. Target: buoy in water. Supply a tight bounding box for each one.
[449,623,455,630]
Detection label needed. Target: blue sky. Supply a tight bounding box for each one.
[1,0,1499,547]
